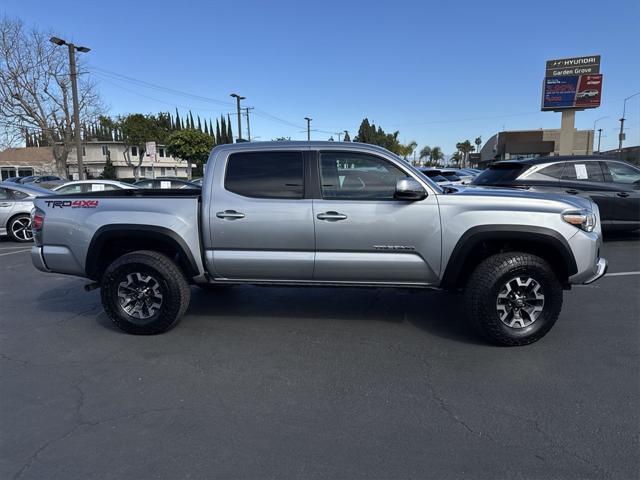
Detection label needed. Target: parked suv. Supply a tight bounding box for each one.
[472,156,640,231]
[31,142,606,346]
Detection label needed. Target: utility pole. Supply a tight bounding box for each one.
[230,93,245,141]
[597,128,603,153]
[243,107,254,141]
[304,117,312,141]
[335,132,342,141]
[50,36,90,180]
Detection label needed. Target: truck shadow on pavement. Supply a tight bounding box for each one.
[186,285,484,345]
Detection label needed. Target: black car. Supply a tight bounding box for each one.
[471,156,640,231]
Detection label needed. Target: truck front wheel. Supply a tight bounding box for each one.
[101,250,191,334]
[464,252,563,346]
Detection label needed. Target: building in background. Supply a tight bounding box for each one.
[600,146,640,166]
[0,141,189,180]
[479,128,594,166]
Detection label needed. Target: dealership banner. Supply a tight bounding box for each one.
[541,74,602,111]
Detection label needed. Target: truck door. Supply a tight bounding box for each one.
[312,151,441,284]
[208,150,315,280]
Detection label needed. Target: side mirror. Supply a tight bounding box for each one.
[394,177,427,201]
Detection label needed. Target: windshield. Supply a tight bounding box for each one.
[471,163,528,185]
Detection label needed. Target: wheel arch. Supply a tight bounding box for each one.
[441,225,578,289]
[86,225,199,281]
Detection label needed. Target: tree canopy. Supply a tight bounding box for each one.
[353,118,416,158]
[166,129,214,178]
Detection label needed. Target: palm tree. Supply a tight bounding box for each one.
[474,136,482,153]
[399,140,418,160]
[450,151,463,166]
[430,146,444,166]
[456,140,475,167]
[419,145,431,165]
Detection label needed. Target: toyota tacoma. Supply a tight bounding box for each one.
[30,142,607,345]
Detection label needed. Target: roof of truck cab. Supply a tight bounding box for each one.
[211,141,400,156]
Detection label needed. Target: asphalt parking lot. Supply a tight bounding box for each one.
[1,234,639,480]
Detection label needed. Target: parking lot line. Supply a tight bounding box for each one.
[0,249,31,257]
[605,271,640,277]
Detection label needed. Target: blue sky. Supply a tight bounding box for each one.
[5,0,640,153]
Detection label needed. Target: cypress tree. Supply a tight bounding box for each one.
[204,120,209,135]
[197,115,202,132]
[209,119,215,140]
[226,114,233,143]
[220,116,226,143]
[189,111,195,130]
[216,119,221,143]
[175,109,182,131]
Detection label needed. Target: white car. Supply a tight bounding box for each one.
[0,182,53,242]
[576,90,598,99]
[53,180,139,194]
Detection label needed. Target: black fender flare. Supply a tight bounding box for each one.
[86,224,199,279]
[441,225,578,288]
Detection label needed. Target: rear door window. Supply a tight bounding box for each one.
[562,162,604,182]
[225,151,304,199]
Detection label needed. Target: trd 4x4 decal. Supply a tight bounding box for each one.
[44,200,99,209]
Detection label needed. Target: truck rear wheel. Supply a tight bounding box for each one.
[464,252,563,346]
[101,250,191,334]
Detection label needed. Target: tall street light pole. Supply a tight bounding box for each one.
[304,117,312,141]
[50,36,90,180]
[618,92,640,154]
[597,129,603,153]
[230,93,245,141]
[592,116,608,154]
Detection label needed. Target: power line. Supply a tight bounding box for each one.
[89,65,305,130]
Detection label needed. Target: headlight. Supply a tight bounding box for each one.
[561,209,596,232]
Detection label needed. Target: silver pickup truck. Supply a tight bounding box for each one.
[30,142,607,345]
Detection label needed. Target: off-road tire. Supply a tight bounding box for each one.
[464,252,563,346]
[7,214,33,242]
[101,250,191,334]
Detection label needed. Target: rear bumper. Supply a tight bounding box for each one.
[583,257,608,285]
[31,246,50,272]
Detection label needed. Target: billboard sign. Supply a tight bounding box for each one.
[541,74,602,111]
[545,55,600,77]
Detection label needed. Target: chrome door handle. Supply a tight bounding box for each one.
[616,192,630,198]
[0,202,11,207]
[317,211,347,221]
[565,189,579,195]
[216,210,245,220]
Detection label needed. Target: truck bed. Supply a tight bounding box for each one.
[33,189,204,279]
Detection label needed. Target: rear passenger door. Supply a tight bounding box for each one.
[312,151,441,284]
[208,150,315,280]
[561,160,617,223]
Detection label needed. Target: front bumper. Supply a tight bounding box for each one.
[583,257,608,284]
